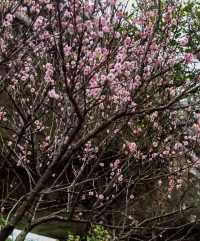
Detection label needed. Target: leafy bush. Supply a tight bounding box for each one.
[67,225,111,241]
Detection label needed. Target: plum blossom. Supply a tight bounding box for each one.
[88,191,94,196]
[118,174,123,182]
[0,111,6,121]
[113,159,120,169]
[184,53,193,64]
[124,37,132,46]
[48,89,60,100]
[98,194,104,200]
[168,176,175,193]
[44,63,54,84]
[64,44,71,56]
[6,14,13,22]
[84,66,91,76]
[34,16,45,29]
[7,141,12,147]
[39,0,50,4]
[102,26,110,33]
[0,38,6,53]
[180,37,188,47]
[127,142,137,153]
[107,0,116,5]
[3,13,14,27]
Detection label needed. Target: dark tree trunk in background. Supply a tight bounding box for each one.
[0,225,14,241]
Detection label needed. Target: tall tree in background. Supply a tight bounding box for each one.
[1,0,200,240]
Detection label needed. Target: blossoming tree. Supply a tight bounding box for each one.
[1,0,200,240]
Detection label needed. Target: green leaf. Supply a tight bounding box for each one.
[183,2,194,13]
[196,9,200,18]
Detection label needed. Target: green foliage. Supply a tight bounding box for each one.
[182,2,194,14]
[196,9,200,18]
[6,238,12,241]
[67,233,80,241]
[173,63,186,86]
[87,225,111,241]
[66,225,111,241]
[0,215,5,228]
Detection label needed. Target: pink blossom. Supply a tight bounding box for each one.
[113,159,120,168]
[6,13,13,23]
[46,4,54,11]
[34,16,44,29]
[158,179,162,186]
[102,26,110,33]
[0,38,6,53]
[135,75,141,82]
[48,89,60,100]
[152,142,158,147]
[0,111,6,121]
[8,141,12,147]
[84,66,91,76]
[98,31,104,38]
[107,0,116,5]
[117,10,123,18]
[64,44,71,56]
[44,63,54,84]
[184,53,193,64]
[127,142,137,153]
[180,37,188,47]
[88,191,94,196]
[118,175,123,182]
[124,37,132,46]
[39,0,50,3]
[168,177,175,193]
[98,194,104,200]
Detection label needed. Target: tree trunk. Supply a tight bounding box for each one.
[15,230,29,241]
[0,158,55,241]
[15,219,33,241]
[0,225,14,241]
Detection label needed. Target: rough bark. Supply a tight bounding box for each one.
[15,230,29,241]
[0,162,54,241]
[0,225,14,241]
